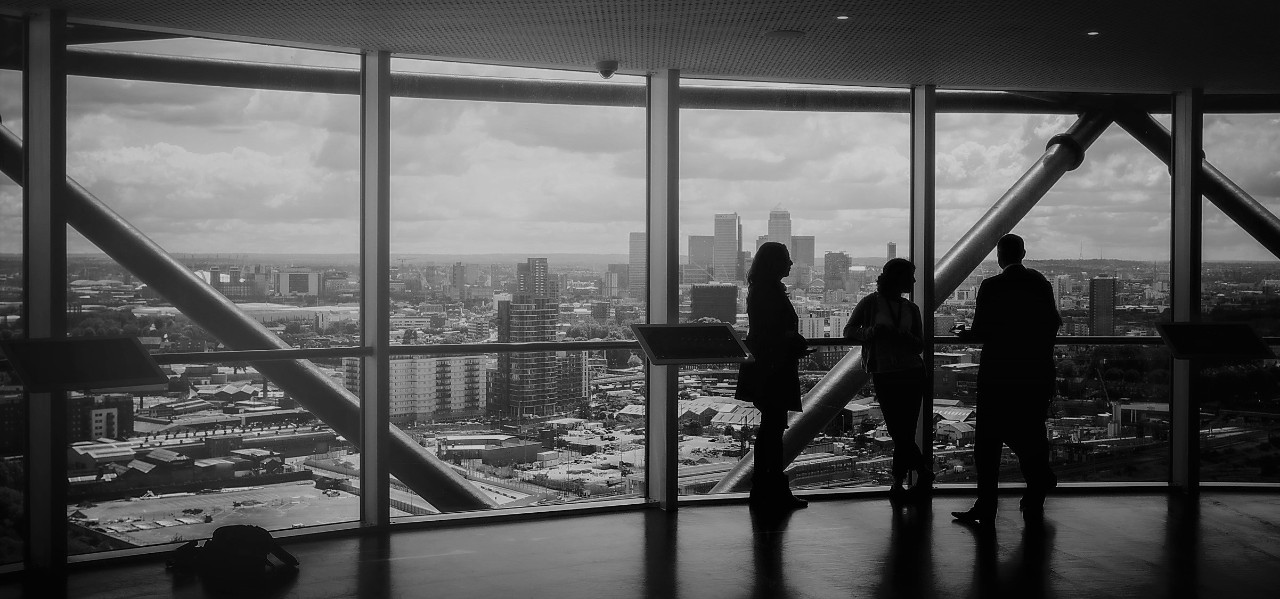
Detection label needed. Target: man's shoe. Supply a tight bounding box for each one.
[951,507,995,526]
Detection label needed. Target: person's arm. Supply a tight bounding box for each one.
[957,283,985,342]
[844,294,876,342]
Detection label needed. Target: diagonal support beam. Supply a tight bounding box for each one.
[1114,109,1280,260]
[0,125,495,512]
[711,111,1113,493]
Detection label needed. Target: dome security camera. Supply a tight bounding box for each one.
[595,60,619,79]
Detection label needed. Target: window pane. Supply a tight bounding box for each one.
[1199,113,1280,483]
[0,13,24,566]
[357,349,645,514]
[929,107,1172,485]
[65,36,361,353]
[60,32,364,555]
[387,57,646,513]
[68,356,360,555]
[678,82,910,495]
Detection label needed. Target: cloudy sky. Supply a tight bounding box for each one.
[1,37,1279,263]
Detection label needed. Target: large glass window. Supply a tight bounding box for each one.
[930,106,1173,485]
[678,83,910,494]
[60,32,364,555]
[65,35,361,353]
[1199,113,1280,483]
[0,14,24,566]
[387,57,646,513]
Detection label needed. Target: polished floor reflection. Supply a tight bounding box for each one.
[9,492,1280,598]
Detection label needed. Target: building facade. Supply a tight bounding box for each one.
[1090,277,1117,335]
[712,213,742,282]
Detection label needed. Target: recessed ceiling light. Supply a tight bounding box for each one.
[1087,31,1101,36]
[836,15,849,20]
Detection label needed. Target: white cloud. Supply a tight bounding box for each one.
[3,40,1280,264]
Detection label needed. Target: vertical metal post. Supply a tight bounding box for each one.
[1170,90,1202,493]
[645,70,679,509]
[910,85,936,483]
[359,50,391,526]
[23,10,67,575]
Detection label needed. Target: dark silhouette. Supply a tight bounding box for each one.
[953,234,1062,525]
[873,501,935,599]
[959,516,1056,598]
[845,258,933,503]
[749,506,797,598]
[736,241,809,510]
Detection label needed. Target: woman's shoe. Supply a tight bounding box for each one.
[782,495,809,510]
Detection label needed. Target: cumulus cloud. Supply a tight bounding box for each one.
[4,39,1280,262]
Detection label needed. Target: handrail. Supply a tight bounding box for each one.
[18,335,1275,369]
[711,111,1115,493]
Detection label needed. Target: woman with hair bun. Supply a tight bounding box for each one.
[844,258,933,503]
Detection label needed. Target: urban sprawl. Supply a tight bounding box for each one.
[1,209,1278,556]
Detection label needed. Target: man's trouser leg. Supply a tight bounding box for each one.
[974,395,1003,512]
[1008,398,1053,505]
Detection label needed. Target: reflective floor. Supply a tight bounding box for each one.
[6,491,1280,598]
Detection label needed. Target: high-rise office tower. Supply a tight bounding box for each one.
[791,236,815,267]
[1053,274,1071,308]
[887,242,897,261]
[713,213,741,282]
[824,252,851,291]
[452,262,469,301]
[496,258,560,422]
[791,235,816,288]
[768,209,792,250]
[629,232,646,297]
[1090,277,1117,335]
[689,235,714,273]
[517,258,550,297]
[690,283,739,323]
[602,271,621,297]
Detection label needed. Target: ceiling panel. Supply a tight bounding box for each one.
[1,1,1277,93]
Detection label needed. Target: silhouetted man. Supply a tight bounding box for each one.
[953,234,1061,525]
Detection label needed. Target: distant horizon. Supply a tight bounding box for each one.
[2,252,1276,266]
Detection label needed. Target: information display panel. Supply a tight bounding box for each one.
[1156,322,1275,360]
[630,323,751,366]
[0,336,169,393]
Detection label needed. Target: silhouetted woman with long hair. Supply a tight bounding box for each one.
[845,258,933,503]
[736,241,809,510]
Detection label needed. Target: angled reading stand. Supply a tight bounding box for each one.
[0,335,169,393]
[1156,322,1276,360]
[630,323,752,366]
